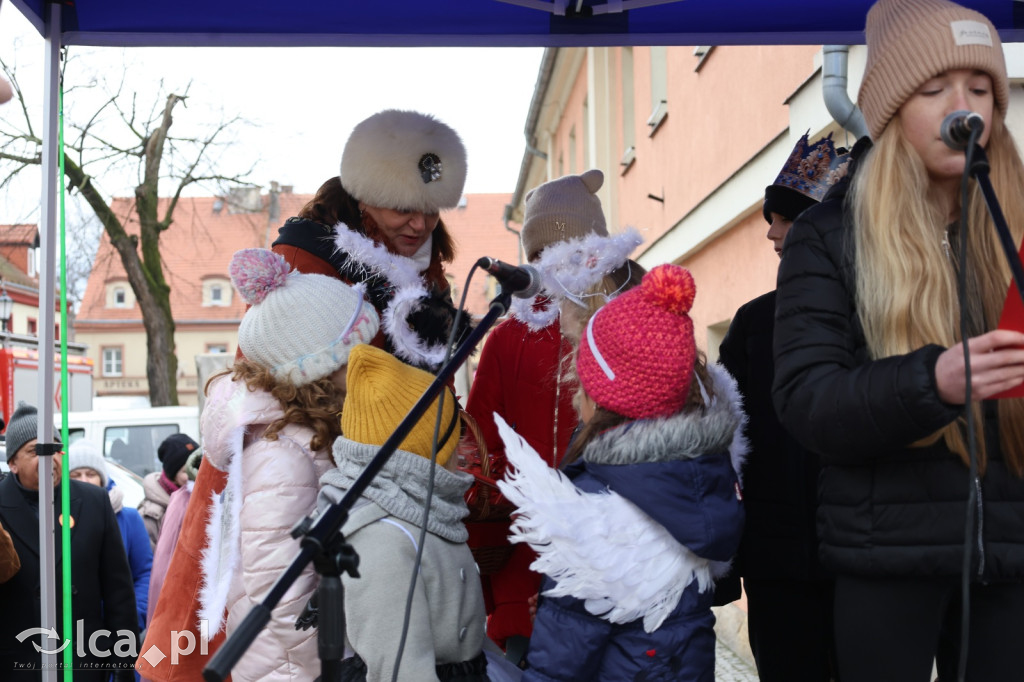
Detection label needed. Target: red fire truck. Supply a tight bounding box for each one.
[0,344,93,427]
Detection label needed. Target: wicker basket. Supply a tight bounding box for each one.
[458,411,517,574]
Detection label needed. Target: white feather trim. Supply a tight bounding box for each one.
[332,223,424,289]
[508,296,560,332]
[381,284,449,368]
[533,228,643,303]
[495,415,713,634]
[708,362,749,484]
[333,224,450,368]
[198,425,245,636]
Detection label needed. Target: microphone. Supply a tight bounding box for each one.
[941,110,985,150]
[476,257,542,299]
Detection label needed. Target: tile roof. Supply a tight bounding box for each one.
[77,191,519,325]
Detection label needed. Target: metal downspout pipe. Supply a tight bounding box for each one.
[822,45,869,140]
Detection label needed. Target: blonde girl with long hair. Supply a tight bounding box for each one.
[772,1,1024,680]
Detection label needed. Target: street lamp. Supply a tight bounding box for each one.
[0,285,13,334]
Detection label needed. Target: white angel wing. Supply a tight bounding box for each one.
[494,415,713,634]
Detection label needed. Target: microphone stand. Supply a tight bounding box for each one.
[203,288,515,682]
[967,143,1024,306]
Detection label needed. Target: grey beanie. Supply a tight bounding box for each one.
[68,440,109,487]
[5,403,59,462]
[521,169,609,261]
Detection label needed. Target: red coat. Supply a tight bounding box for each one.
[137,460,228,681]
[464,317,578,648]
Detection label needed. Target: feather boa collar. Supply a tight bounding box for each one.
[332,223,448,370]
[510,228,643,330]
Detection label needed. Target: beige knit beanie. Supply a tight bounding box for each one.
[859,0,1008,141]
[341,344,459,467]
[521,169,609,261]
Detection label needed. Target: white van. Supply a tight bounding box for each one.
[61,406,201,478]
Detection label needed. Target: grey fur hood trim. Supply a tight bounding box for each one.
[583,363,748,478]
[321,437,472,543]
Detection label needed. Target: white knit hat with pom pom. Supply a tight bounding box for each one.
[230,249,380,385]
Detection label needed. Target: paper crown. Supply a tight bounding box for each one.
[771,132,850,201]
[763,132,850,222]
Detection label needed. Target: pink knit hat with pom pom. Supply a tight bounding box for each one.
[230,248,380,385]
[577,264,697,419]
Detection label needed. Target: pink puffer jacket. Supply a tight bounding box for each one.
[198,375,334,681]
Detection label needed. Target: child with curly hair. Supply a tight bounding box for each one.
[194,248,379,681]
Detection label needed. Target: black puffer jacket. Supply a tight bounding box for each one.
[772,138,1024,581]
[720,290,825,583]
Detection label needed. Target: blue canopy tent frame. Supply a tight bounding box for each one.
[7,0,1024,680]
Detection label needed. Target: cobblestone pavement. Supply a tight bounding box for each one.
[715,640,759,682]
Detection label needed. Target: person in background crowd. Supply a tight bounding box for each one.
[499,265,747,681]
[140,248,379,681]
[0,403,138,681]
[272,109,472,374]
[465,169,608,656]
[318,343,491,682]
[0,517,18,583]
[0,413,18,585]
[69,439,153,632]
[718,132,849,682]
[138,432,199,549]
[772,0,1024,679]
[144,448,200,629]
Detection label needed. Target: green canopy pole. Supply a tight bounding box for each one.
[57,66,72,682]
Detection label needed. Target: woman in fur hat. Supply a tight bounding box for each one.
[772,0,1024,678]
[498,265,747,681]
[138,249,380,682]
[272,109,471,374]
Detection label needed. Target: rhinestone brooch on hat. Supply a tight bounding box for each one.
[419,153,443,184]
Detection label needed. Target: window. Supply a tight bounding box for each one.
[105,424,180,477]
[203,278,232,307]
[621,47,637,173]
[206,343,228,354]
[648,46,668,135]
[107,283,133,309]
[582,97,590,170]
[27,247,37,278]
[569,126,577,175]
[27,318,36,335]
[102,347,123,377]
[693,45,715,72]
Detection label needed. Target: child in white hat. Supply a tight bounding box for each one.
[196,248,379,682]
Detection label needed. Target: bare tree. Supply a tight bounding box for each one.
[0,54,256,405]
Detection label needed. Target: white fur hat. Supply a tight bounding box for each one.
[230,249,380,385]
[340,109,467,213]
